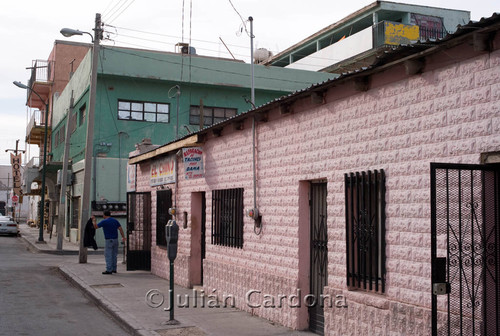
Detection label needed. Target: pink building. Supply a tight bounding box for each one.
[128,15,500,336]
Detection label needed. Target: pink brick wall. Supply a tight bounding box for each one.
[135,44,500,333]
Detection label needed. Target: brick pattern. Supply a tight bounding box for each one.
[136,47,500,332]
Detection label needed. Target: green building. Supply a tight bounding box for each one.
[50,45,333,246]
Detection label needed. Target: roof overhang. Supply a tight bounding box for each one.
[128,134,201,164]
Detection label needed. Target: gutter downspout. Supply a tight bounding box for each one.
[249,17,262,234]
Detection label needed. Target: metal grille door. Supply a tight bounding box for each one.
[309,182,328,335]
[431,163,499,336]
[127,192,152,271]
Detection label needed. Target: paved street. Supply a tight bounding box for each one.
[0,235,130,336]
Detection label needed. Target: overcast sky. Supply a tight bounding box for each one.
[0,0,498,166]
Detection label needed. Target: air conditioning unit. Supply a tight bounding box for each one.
[56,169,73,186]
[176,42,196,55]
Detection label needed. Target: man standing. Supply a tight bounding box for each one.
[93,210,125,274]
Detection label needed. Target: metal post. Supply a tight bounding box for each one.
[169,261,174,321]
[79,13,101,263]
[56,92,74,250]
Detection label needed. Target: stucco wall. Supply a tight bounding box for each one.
[135,43,500,333]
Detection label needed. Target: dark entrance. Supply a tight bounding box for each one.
[431,163,499,336]
[201,192,206,283]
[126,192,152,271]
[156,189,172,247]
[309,182,328,335]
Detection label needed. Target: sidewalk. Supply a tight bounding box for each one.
[19,224,316,336]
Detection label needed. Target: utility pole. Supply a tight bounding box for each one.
[56,92,74,250]
[79,13,102,263]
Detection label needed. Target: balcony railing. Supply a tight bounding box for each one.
[285,20,450,72]
[28,59,53,87]
[27,109,45,129]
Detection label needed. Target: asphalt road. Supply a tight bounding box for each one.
[0,235,130,336]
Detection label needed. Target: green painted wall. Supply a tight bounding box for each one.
[50,46,334,247]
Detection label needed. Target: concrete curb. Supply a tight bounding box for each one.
[58,265,159,336]
[18,231,103,255]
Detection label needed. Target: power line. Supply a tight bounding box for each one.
[106,0,137,25]
[228,0,250,37]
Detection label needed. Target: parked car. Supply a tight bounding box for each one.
[0,217,19,236]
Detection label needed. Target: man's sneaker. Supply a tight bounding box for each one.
[102,271,112,274]
[112,270,117,273]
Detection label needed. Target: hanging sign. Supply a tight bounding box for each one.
[127,164,136,192]
[150,155,176,186]
[183,147,204,180]
[10,153,22,196]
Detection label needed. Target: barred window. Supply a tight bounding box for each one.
[118,100,170,123]
[189,106,237,127]
[345,169,386,293]
[211,188,243,248]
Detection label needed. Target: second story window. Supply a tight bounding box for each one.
[189,106,237,127]
[79,104,86,126]
[118,100,170,123]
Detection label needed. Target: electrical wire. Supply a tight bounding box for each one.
[106,25,250,51]
[228,0,250,37]
[103,25,345,66]
[102,0,122,18]
[106,0,137,25]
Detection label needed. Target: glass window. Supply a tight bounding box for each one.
[189,105,237,127]
[118,100,170,123]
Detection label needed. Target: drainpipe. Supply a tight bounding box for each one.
[249,17,261,234]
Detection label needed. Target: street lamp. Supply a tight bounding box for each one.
[13,80,49,243]
[60,28,94,42]
[61,13,102,263]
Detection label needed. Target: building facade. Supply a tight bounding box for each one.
[129,15,500,335]
[264,1,470,74]
[49,45,333,246]
[21,40,91,230]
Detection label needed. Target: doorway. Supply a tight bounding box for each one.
[190,192,206,286]
[309,182,328,335]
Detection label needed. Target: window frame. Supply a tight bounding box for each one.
[79,104,86,126]
[345,169,386,293]
[189,105,237,127]
[118,99,170,123]
[211,188,244,248]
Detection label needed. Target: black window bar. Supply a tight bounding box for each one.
[345,169,386,293]
[211,188,244,248]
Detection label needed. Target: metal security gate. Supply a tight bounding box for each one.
[127,192,152,271]
[309,182,328,335]
[431,163,499,336]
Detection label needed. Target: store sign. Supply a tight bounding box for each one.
[150,155,176,186]
[10,154,22,196]
[127,164,136,192]
[183,147,204,180]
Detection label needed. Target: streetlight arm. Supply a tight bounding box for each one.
[13,81,47,104]
[60,28,94,42]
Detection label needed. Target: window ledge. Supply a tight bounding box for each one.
[345,290,388,310]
